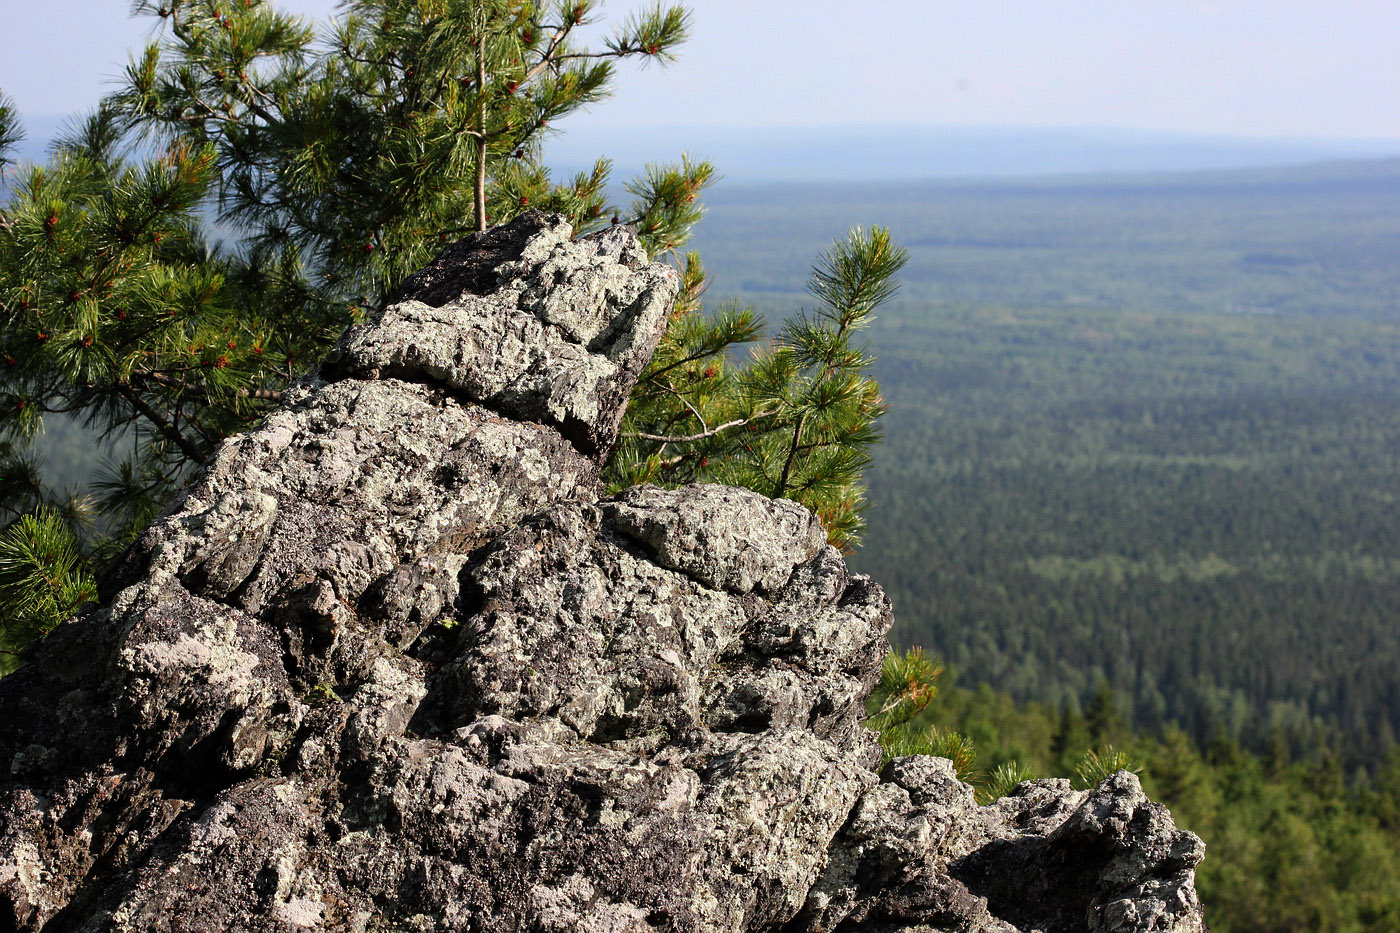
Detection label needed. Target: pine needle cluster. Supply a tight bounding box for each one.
[609,227,908,550]
[0,509,96,667]
[1073,745,1143,790]
[863,648,981,777]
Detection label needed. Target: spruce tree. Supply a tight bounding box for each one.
[1084,677,1123,746]
[1050,701,1088,773]
[0,1,904,664]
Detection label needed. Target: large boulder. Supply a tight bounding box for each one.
[0,212,1206,932]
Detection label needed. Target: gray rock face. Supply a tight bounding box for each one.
[0,213,1206,932]
[328,211,673,456]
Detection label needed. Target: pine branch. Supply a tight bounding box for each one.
[473,17,489,233]
[775,410,805,498]
[115,383,206,465]
[136,368,282,402]
[631,415,766,445]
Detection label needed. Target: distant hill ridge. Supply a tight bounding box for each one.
[13,114,1400,183]
[542,123,1400,184]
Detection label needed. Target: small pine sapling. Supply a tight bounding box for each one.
[979,760,1038,804]
[1073,745,1144,790]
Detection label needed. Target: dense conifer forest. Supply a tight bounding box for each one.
[690,158,1400,930]
[688,159,1400,767]
[858,302,1400,766]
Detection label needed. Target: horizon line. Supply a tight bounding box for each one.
[14,112,1400,147]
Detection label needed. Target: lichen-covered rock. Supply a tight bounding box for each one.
[0,213,1206,933]
[329,211,674,456]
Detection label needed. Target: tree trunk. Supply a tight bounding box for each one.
[474,37,488,233]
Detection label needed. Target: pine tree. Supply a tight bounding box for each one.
[1050,700,1089,773]
[2,0,699,564]
[113,0,703,303]
[0,3,903,660]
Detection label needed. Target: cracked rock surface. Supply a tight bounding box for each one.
[0,212,1206,932]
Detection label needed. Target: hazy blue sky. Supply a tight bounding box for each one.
[3,0,1397,139]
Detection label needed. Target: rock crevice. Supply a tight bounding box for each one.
[0,212,1206,932]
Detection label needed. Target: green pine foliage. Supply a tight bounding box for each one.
[980,759,1037,804]
[0,95,22,173]
[0,4,900,660]
[920,727,979,783]
[874,722,979,782]
[114,0,703,296]
[0,508,96,671]
[1,123,260,471]
[865,646,943,734]
[863,648,985,783]
[1072,745,1142,790]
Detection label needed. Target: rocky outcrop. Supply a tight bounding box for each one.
[0,212,1206,932]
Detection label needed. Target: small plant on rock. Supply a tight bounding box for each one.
[1073,745,1144,789]
[979,759,1038,804]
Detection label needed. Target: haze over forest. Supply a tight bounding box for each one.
[15,114,1400,185]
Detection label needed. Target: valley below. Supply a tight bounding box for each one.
[689,157,1400,931]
